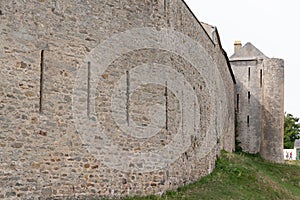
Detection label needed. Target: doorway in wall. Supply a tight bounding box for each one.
[297,149,300,160]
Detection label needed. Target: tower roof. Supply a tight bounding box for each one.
[230,42,268,61]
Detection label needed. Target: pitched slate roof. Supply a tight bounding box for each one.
[230,42,268,61]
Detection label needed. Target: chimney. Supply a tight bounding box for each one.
[234,40,242,53]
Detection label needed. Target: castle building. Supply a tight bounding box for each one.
[284,139,300,160]
[0,0,283,198]
[230,41,284,163]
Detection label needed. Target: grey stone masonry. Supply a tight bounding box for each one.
[0,0,235,199]
[230,42,284,163]
[261,58,284,163]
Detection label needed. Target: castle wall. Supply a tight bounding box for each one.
[231,55,284,163]
[0,0,235,198]
[231,60,263,153]
[261,58,284,163]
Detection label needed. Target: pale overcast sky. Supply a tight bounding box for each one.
[185,0,300,118]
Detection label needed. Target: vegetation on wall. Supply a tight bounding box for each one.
[284,112,300,149]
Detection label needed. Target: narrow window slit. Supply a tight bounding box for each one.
[260,69,263,88]
[247,115,250,127]
[181,89,185,141]
[126,70,130,126]
[165,80,168,131]
[194,97,196,134]
[248,67,251,82]
[248,91,251,103]
[237,94,239,112]
[164,0,167,17]
[39,50,44,114]
[87,62,91,117]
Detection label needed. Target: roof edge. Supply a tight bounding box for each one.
[181,0,215,46]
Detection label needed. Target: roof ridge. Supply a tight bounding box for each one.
[229,42,268,60]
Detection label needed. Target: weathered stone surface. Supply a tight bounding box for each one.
[230,43,284,162]
[261,58,284,163]
[11,143,23,148]
[42,188,52,196]
[0,0,235,198]
[6,191,16,197]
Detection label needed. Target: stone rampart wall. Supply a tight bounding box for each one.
[0,0,235,198]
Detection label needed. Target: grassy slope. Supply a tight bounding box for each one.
[125,152,300,200]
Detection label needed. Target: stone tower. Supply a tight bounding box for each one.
[230,42,284,163]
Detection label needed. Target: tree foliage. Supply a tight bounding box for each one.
[284,112,300,149]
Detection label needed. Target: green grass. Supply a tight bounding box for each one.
[125,151,300,200]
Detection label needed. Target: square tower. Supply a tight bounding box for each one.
[230,42,284,163]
